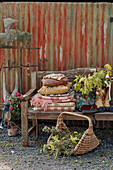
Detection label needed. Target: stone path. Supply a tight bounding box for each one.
[0,123,113,170]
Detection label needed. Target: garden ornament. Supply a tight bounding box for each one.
[11,71,19,98]
[2,71,19,128]
[0,18,32,47]
[15,30,32,46]
[3,71,11,102]
[3,71,19,102]
[3,18,18,32]
[0,29,32,46]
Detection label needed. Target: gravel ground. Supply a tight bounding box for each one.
[0,122,113,170]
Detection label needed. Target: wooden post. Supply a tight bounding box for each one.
[31,71,37,88]
[21,100,29,146]
[31,71,38,137]
[20,48,22,94]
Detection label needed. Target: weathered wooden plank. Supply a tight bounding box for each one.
[95,112,113,121]
[27,112,113,121]
[28,113,86,120]
[35,68,96,80]
[21,100,29,146]
[31,71,37,88]
[22,88,37,101]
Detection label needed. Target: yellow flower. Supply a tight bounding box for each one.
[74,131,78,134]
[53,136,60,142]
[48,142,54,150]
[107,71,112,76]
[70,135,78,145]
[61,137,65,141]
[104,64,112,70]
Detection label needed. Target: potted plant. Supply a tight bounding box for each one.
[74,64,112,111]
[8,92,22,136]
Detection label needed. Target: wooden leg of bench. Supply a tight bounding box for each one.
[35,119,38,138]
[32,117,38,138]
[21,101,29,146]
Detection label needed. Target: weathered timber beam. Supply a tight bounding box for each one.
[28,125,36,136]
[21,88,37,101]
[27,112,113,121]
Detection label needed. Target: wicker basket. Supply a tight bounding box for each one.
[47,112,99,155]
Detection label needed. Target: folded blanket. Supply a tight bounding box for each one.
[43,73,66,80]
[38,94,73,100]
[32,106,75,111]
[38,82,72,95]
[42,77,68,87]
[30,97,76,109]
[37,102,75,107]
[32,90,74,98]
[47,90,74,98]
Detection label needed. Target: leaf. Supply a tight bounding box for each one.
[47,154,50,158]
[104,64,112,70]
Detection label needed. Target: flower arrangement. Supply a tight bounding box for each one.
[41,126,83,158]
[0,98,5,108]
[74,64,112,95]
[0,92,21,124]
[0,98,11,116]
[10,92,22,124]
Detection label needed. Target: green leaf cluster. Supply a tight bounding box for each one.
[42,126,83,158]
[74,65,112,95]
[10,97,21,123]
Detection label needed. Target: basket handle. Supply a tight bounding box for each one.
[58,112,93,134]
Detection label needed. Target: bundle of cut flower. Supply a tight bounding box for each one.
[30,73,76,111]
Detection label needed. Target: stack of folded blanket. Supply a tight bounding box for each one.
[30,73,76,111]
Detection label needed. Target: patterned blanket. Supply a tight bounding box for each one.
[32,106,75,111]
[30,93,76,111]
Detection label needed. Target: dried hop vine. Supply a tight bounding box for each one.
[41,126,83,158]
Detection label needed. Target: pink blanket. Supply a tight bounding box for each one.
[30,95,76,110]
[32,106,75,111]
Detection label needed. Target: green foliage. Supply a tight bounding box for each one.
[74,73,102,95]
[0,93,21,124]
[42,126,83,158]
[10,93,21,123]
[0,99,5,110]
[74,64,112,95]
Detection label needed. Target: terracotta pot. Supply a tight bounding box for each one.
[8,125,17,137]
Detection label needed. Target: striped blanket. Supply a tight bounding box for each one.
[30,93,76,111]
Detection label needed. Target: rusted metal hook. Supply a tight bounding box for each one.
[8,59,15,70]
[27,62,30,76]
[0,62,5,71]
[1,62,4,68]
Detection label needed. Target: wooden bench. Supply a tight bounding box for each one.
[21,68,113,146]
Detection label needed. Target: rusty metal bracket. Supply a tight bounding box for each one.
[0,59,48,70]
[0,45,49,94]
[0,60,17,70]
[39,59,48,71]
[27,62,30,76]
[8,60,15,70]
[1,62,4,69]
